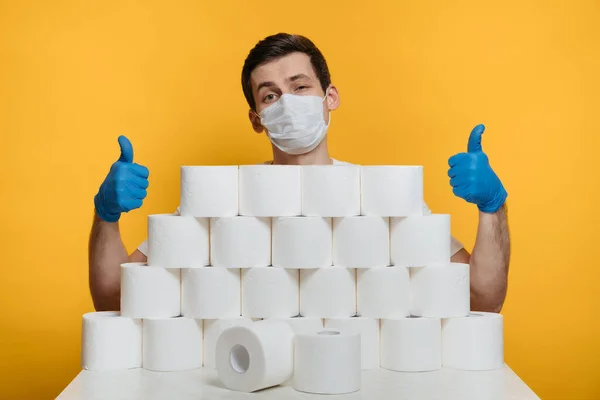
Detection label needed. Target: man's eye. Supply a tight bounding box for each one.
[264,94,277,102]
[296,85,308,91]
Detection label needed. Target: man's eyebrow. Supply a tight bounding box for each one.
[288,74,312,82]
[256,81,276,92]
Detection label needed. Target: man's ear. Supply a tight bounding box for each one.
[248,109,264,133]
[326,85,341,111]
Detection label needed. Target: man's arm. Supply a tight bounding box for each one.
[89,136,149,310]
[448,124,510,313]
[88,214,147,311]
[451,204,510,312]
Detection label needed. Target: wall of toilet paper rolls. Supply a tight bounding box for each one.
[81,164,504,393]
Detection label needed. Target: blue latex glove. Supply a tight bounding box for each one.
[448,124,507,213]
[94,136,149,222]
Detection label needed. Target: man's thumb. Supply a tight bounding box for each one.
[118,135,134,163]
[467,124,485,153]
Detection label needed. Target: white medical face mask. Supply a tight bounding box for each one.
[258,90,330,155]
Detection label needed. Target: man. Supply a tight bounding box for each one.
[89,33,510,314]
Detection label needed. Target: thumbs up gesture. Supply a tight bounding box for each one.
[94,136,150,222]
[447,124,507,213]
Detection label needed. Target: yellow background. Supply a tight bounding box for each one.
[1,0,599,398]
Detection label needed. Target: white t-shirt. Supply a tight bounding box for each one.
[137,159,464,256]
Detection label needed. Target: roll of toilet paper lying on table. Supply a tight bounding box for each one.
[120,263,181,318]
[181,267,241,318]
[272,217,332,268]
[380,316,442,372]
[203,318,257,369]
[410,263,470,318]
[210,217,271,268]
[180,166,238,217]
[293,329,361,394]
[301,165,360,217]
[360,166,423,216]
[391,214,451,266]
[333,216,390,268]
[81,312,142,371]
[442,312,504,370]
[147,214,209,268]
[239,165,301,216]
[357,266,410,318]
[143,317,203,372]
[324,317,380,370]
[267,316,323,334]
[300,267,356,317]
[242,267,299,318]
[216,320,295,392]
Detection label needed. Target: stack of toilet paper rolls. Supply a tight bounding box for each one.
[81,164,504,393]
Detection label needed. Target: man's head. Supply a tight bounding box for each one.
[241,33,340,149]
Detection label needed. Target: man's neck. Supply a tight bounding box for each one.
[271,140,333,165]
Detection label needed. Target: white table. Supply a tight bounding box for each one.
[57,365,539,399]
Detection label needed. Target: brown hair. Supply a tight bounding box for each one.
[241,33,331,111]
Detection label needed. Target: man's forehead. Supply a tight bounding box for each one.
[250,52,317,88]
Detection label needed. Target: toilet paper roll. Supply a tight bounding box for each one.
[442,312,504,370]
[147,215,209,268]
[120,263,181,318]
[143,317,203,372]
[267,316,323,334]
[333,216,390,268]
[203,318,257,369]
[360,166,424,216]
[180,166,238,217]
[181,267,241,318]
[300,268,356,318]
[357,267,410,318]
[239,165,301,217]
[242,267,299,318]
[293,329,361,394]
[410,263,470,318]
[390,214,451,266]
[210,217,271,268]
[81,312,142,371]
[380,316,442,372]
[216,320,294,392]
[272,217,332,268]
[301,165,360,217]
[324,317,380,370]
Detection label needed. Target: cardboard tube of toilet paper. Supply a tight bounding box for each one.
[238,165,301,216]
[390,214,451,266]
[293,329,361,394]
[380,316,442,372]
[410,263,470,318]
[272,217,332,269]
[357,266,410,318]
[210,217,271,268]
[180,166,238,217]
[143,317,203,372]
[181,267,241,318]
[147,214,209,268]
[216,320,294,392]
[203,318,257,369]
[333,216,390,268]
[120,263,181,318]
[301,165,360,217]
[241,267,299,318]
[442,312,504,370]
[81,312,142,371]
[300,267,356,318]
[267,316,323,334]
[324,317,380,370]
[360,166,423,216]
